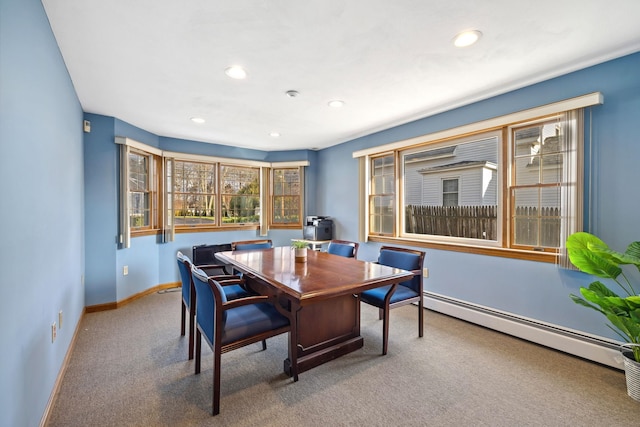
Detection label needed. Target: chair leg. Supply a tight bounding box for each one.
[382,306,390,355]
[418,300,424,338]
[180,301,186,336]
[195,329,202,374]
[261,339,267,351]
[212,346,222,415]
[188,310,195,360]
[378,307,384,320]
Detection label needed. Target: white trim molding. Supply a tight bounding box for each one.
[353,92,603,158]
[424,292,624,370]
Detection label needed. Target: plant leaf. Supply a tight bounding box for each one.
[566,233,622,278]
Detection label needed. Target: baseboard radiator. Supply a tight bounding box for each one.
[424,292,624,370]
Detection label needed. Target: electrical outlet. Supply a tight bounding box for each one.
[123,265,128,276]
[59,311,63,329]
[51,322,57,343]
[423,268,429,278]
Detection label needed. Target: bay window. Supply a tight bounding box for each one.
[116,136,308,244]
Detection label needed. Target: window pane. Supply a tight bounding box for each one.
[128,151,150,228]
[403,136,498,240]
[512,187,539,246]
[273,195,300,223]
[511,118,564,248]
[221,165,259,224]
[512,187,560,248]
[514,122,563,186]
[369,155,395,235]
[129,192,149,227]
[272,168,301,224]
[173,161,217,226]
[128,152,148,192]
[369,195,394,234]
[372,155,394,195]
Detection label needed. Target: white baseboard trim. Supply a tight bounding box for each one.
[424,292,624,370]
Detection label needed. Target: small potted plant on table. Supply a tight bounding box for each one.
[566,232,640,401]
[292,240,308,263]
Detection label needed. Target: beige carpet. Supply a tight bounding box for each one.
[46,290,639,426]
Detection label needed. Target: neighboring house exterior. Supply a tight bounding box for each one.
[403,136,498,207]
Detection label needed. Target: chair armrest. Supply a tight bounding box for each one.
[222,294,271,310]
[197,263,227,269]
[198,264,230,275]
[208,274,242,282]
[218,278,246,287]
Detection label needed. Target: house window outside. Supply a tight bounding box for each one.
[220,165,260,224]
[369,154,395,235]
[442,178,459,207]
[271,167,302,226]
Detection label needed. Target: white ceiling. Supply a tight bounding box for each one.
[43,0,640,152]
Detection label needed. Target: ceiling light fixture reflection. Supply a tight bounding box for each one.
[453,30,482,47]
[269,132,280,138]
[328,100,344,108]
[190,117,206,124]
[224,66,247,79]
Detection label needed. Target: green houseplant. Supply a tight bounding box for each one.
[291,240,308,263]
[566,232,640,401]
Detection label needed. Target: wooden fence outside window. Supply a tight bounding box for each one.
[405,205,560,246]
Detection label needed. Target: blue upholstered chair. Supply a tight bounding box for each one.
[327,239,359,258]
[359,246,425,355]
[176,251,251,360]
[191,267,297,415]
[231,239,273,251]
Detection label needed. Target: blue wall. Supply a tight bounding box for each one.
[318,52,640,339]
[0,0,85,426]
[83,116,318,305]
[3,0,640,424]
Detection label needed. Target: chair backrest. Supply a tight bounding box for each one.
[192,243,232,265]
[191,267,228,342]
[177,251,194,305]
[378,246,425,293]
[327,239,359,258]
[231,239,273,251]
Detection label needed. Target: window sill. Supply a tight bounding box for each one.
[368,236,558,263]
[131,229,161,238]
[269,224,303,229]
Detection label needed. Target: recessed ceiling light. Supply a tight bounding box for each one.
[328,100,344,108]
[285,90,299,98]
[225,66,247,79]
[453,30,482,47]
[190,117,206,124]
[269,132,280,138]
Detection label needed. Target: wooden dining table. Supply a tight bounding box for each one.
[216,246,414,376]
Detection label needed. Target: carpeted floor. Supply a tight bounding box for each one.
[46,290,639,426]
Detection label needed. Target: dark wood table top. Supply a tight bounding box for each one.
[216,247,413,305]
